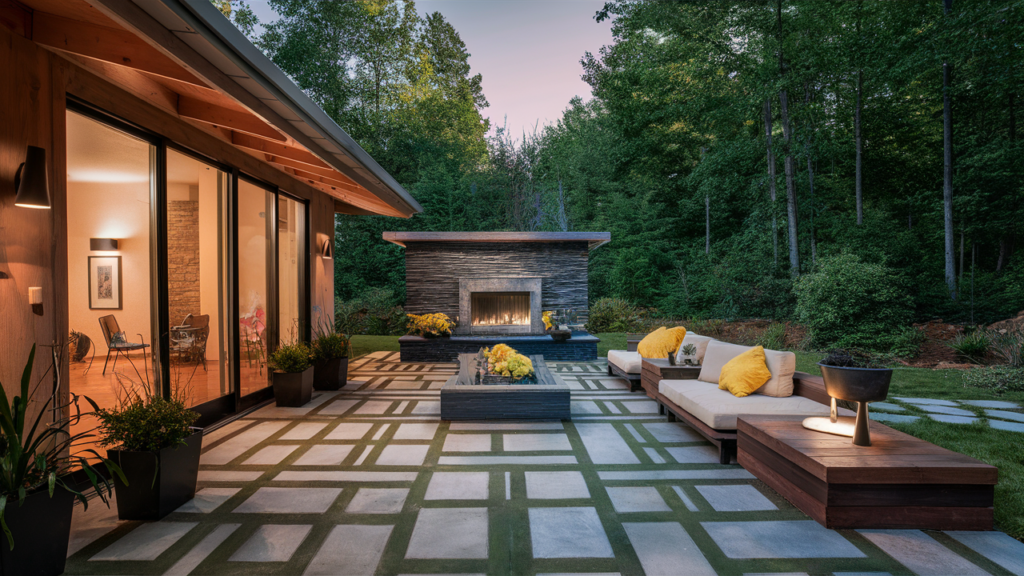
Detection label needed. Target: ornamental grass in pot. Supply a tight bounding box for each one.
[312,322,350,391]
[1,345,122,576]
[269,342,314,407]
[96,376,201,521]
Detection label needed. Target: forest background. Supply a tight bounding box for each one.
[219,0,1024,352]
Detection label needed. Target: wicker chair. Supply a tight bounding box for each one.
[171,314,211,371]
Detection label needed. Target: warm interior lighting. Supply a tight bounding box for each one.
[471,292,530,326]
[90,238,120,251]
[14,146,51,209]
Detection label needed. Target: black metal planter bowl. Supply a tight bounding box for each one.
[0,485,75,576]
[313,357,348,391]
[273,366,314,407]
[803,363,893,446]
[548,329,572,342]
[107,429,203,521]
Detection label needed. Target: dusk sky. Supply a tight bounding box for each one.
[244,0,614,137]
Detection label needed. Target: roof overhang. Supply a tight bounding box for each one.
[383,231,611,251]
[7,0,422,217]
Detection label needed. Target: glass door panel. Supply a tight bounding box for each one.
[277,195,306,344]
[66,110,156,441]
[238,179,274,396]
[165,149,233,407]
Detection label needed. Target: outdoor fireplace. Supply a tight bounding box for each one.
[471,292,530,327]
[384,231,610,360]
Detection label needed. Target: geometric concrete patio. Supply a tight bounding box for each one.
[63,352,1024,575]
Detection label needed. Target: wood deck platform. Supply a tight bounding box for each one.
[738,415,998,530]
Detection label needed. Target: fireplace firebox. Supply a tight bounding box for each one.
[471,292,530,327]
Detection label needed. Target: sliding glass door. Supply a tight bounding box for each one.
[165,149,233,409]
[277,194,307,344]
[237,178,275,398]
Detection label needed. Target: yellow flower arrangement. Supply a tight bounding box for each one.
[481,344,535,380]
[406,313,454,337]
[542,311,555,330]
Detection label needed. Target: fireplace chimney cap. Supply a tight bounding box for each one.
[382,231,610,250]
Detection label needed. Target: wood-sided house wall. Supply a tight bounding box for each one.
[0,21,335,409]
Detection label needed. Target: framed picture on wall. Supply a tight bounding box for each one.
[88,256,122,310]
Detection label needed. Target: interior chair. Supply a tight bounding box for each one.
[182,314,211,371]
[98,315,150,380]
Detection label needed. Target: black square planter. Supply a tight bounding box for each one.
[0,485,75,576]
[107,429,203,521]
[313,357,348,391]
[273,366,314,406]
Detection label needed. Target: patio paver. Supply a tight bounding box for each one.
[63,353,1019,576]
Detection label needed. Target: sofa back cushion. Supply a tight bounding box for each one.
[698,341,796,397]
[718,346,772,397]
[674,333,715,365]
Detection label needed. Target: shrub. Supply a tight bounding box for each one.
[755,322,787,351]
[95,376,200,452]
[962,366,1024,394]
[335,287,408,336]
[947,330,991,364]
[794,253,914,352]
[406,313,454,337]
[992,328,1024,367]
[268,342,312,373]
[585,298,650,332]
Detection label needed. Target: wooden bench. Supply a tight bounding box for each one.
[646,367,830,465]
[738,415,997,530]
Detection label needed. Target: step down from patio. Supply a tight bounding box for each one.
[738,415,997,531]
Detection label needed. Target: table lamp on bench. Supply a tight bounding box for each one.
[802,362,893,447]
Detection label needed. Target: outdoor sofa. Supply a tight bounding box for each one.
[651,340,852,464]
[607,332,714,391]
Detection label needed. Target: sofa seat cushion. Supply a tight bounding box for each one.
[608,350,642,375]
[659,379,849,430]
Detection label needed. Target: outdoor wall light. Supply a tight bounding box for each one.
[318,234,333,259]
[14,146,51,209]
[90,238,120,251]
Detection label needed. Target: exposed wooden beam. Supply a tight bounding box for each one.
[0,0,31,38]
[264,154,361,190]
[231,131,332,169]
[58,51,178,114]
[178,96,285,142]
[32,11,206,87]
[279,165,396,214]
[334,200,380,216]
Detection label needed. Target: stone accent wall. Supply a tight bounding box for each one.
[168,200,200,325]
[403,241,590,327]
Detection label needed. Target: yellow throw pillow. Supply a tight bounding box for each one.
[637,326,687,359]
[718,346,772,397]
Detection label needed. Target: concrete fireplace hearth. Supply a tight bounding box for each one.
[383,231,610,362]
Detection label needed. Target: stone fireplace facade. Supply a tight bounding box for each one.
[385,232,610,336]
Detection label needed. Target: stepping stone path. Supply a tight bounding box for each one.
[872,396,1024,433]
[62,352,1024,576]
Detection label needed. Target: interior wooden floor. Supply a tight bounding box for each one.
[68,353,270,456]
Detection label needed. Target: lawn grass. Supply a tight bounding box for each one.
[348,333,1024,538]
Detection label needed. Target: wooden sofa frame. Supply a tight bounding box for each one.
[606,333,646,392]
[650,370,830,465]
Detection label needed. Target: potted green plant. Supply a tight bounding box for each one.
[678,343,699,366]
[95,377,201,521]
[311,328,350,391]
[269,342,314,407]
[0,345,121,576]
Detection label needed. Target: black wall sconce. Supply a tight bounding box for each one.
[90,238,120,251]
[14,145,51,210]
